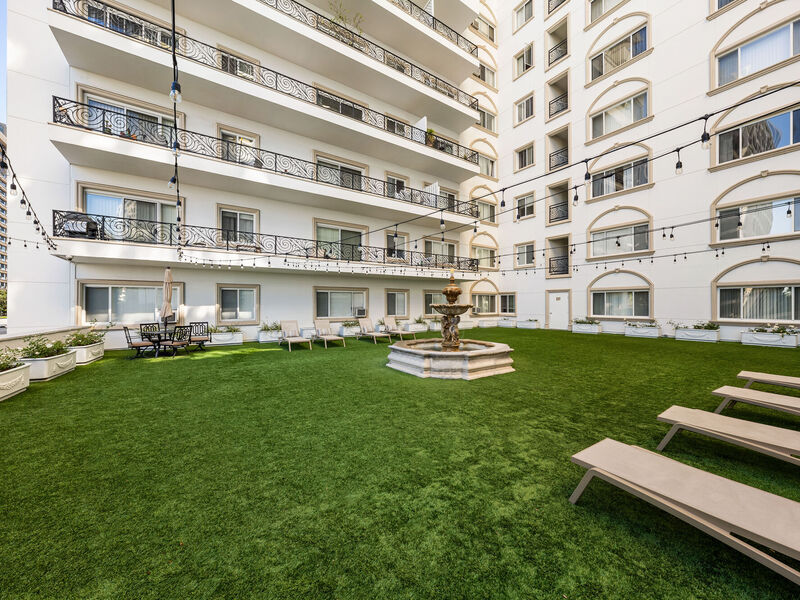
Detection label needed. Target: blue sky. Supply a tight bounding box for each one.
[1,0,6,123]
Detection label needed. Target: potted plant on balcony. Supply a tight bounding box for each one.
[328,0,366,50]
[405,316,428,333]
[425,128,436,147]
[625,320,661,338]
[518,318,539,330]
[65,327,107,365]
[0,348,30,402]
[339,320,361,337]
[428,317,442,332]
[741,324,799,348]
[19,335,77,381]
[207,325,245,346]
[258,321,282,343]
[673,321,720,343]
[572,318,601,334]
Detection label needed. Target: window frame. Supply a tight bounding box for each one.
[590,288,651,319]
[514,43,534,79]
[515,193,536,221]
[471,15,496,43]
[217,284,260,326]
[218,204,259,246]
[589,25,649,84]
[499,293,517,315]
[471,293,498,316]
[589,89,650,142]
[515,92,535,126]
[314,287,369,320]
[476,106,498,134]
[385,229,410,262]
[79,279,184,326]
[713,194,800,246]
[717,284,800,324]
[713,103,800,169]
[385,288,410,319]
[588,220,652,260]
[589,155,652,201]
[515,142,536,172]
[514,241,536,268]
[473,61,497,89]
[423,290,448,318]
[513,0,534,33]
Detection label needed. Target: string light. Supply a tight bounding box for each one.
[572,186,579,207]
[674,148,683,175]
[701,115,711,150]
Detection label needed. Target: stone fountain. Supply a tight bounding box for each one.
[386,271,514,380]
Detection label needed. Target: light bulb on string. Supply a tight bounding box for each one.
[573,186,579,207]
[584,159,591,181]
[170,81,182,103]
[701,115,711,150]
[171,141,180,156]
[25,208,32,221]
[674,148,683,175]
[9,178,18,198]
[439,211,445,230]
[168,175,177,189]
[500,188,506,208]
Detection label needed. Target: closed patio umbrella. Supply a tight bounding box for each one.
[161,267,174,329]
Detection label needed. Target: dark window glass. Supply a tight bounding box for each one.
[633,224,649,251]
[633,159,648,186]
[634,291,649,317]
[718,129,740,163]
[719,288,741,319]
[741,112,791,157]
[718,208,740,240]
[592,293,605,316]
[632,27,647,56]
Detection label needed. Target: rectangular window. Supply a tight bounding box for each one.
[718,0,736,8]
[424,292,447,315]
[316,158,364,191]
[477,108,497,132]
[516,194,535,219]
[517,144,534,170]
[717,106,800,164]
[86,95,174,142]
[591,92,648,139]
[471,16,495,42]
[591,223,649,257]
[220,52,256,80]
[500,294,516,314]
[220,287,256,322]
[473,246,496,268]
[86,3,173,47]
[386,290,408,317]
[316,289,366,318]
[220,131,258,166]
[717,197,800,240]
[386,231,408,260]
[316,90,364,121]
[516,243,535,266]
[84,284,180,324]
[472,294,497,314]
[591,290,650,317]
[590,26,648,80]
[590,158,649,198]
[515,1,533,30]
[590,0,623,23]
[719,286,799,321]
[717,20,799,86]
[515,44,533,77]
[316,223,363,261]
[474,63,496,87]
[425,240,456,258]
[386,175,409,201]
[83,190,176,243]
[479,155,496,177]
[478,201,496,223]
[516,94,534,124]
[220,208,256,244]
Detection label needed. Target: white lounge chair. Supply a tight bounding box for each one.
[657,405,800,466]
[313,319,346,349]
[279,320,312,352]
[738,370,800,391]
[711,385,800,417]
[357,318,392,344]
[384,316,415,340]
[570,438,800,585]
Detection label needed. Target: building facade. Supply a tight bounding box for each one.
[0,123,7,290]
[6,0,800,344]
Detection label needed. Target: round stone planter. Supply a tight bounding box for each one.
[741,332,799,348]
[675,328,720,343]
[207,332,244,346]
[21,350,77,381]
[0,363,31,401]
[68,341,105,365]
[573,323,602,334]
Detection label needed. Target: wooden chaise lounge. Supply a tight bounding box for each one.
[357,318,392,344]
[570,438,800,585]
[384,316,415,340]
[738,371,800,391]
[656,405,800,466]
[313,319,346,349]
[280,320,312,352]
[711,385,800,417]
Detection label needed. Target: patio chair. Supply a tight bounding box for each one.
[189,321,210,351]
[711,385,800,417]
[656,405,800,466]
[737,370,800,391]
[385,316,415,340]
[570,438,800,585]
[160,325,192,357]
[140,322,160,336]
[357,318,392,344]
[280,320,312,352]
[313,319,346,349]
[123,326,154,358]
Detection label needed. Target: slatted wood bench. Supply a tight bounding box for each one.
[711,385,800,417]
[570,438,800,585]
[738,371,800,391]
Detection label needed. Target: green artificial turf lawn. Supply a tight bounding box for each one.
[1,329,799,599]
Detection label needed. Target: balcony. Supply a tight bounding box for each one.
[547,39,568,67]
[52,97,479,221]
[547,126,569,172]
[548,202,569,223]
[548,93,568,119]
[546,19,568,68]
[52,210,480,273]
[548,148,569,171]
[50,0,479,178]
[134,0,479,128]
[546,182,570,225]
[548,255,569,276]
[547,0,568,15]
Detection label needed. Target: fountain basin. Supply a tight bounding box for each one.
[387,339,514,380]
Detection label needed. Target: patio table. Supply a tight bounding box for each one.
[142,329,175,358]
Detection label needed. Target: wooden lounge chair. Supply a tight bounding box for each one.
[280,320,312,352]
[189,321,210,351]
[738,370,800,391]
[160,325,192,357]
[570,438,800,585]
[123,326,154,358]
[357,318,392,344]
[711,385,800,417]
[313,319,345,349]
[385,316,415,340]
[656,405,800,466]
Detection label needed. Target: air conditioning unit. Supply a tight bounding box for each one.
[355,308,367,318]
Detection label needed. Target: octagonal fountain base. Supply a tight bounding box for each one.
[387,339,515,380]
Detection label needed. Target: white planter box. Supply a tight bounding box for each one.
[67,341,105,365]
[459,320,474,330]
[741,332,799,348]
[428,322,442,332]
[478,319,497,328]
[0,363,31,401]
[625,326,661,338]
[208,332,244,346]
[339,326,361,337]
[21,350,77,381]
[675,328,720,343]
[573,323,601,334]
[517,321,539,330]
[258,330,281,343]
[300,327,316,339]
[404,323,428,333]
[497,320,517,328]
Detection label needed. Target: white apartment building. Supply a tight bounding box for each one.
[5,0,800,345]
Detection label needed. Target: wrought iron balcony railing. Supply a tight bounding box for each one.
[52,0,479,164]
[252,0,478,109]
[548,0,568,14]
[548,255,569,275]
[549,148,569,170]
[548,93,568,118]
[52,210,480,271]
[548,202,569,223]
[388,0,478,56]
[548,39,568,66]
[52,97,478,218]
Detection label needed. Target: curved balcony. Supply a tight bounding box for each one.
[52,210,480,272]
[387,0,477,56]
[52,97,479,219]
[52,0,479,170]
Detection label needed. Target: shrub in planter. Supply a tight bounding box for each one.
[741,325,799,348]
[405,316,428,333]
[572,318,601,334]
[19,335,77,381]
[672,321,720,343]
[625,321,661,338]
[518,319,539,330]
[208,325,245,346]
[0,348,30,401]
[65,329,107,364]
[258,321,282,343]
[339,320,361,337]
[497,319,517,328]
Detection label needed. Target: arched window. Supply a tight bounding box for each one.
[586,12,651,86]
[470,232,499,270]
[587,142,652,201]
[469,279,500,316]
[712,257,800,323]
[585,78,652,144]
[587,206,653,260]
